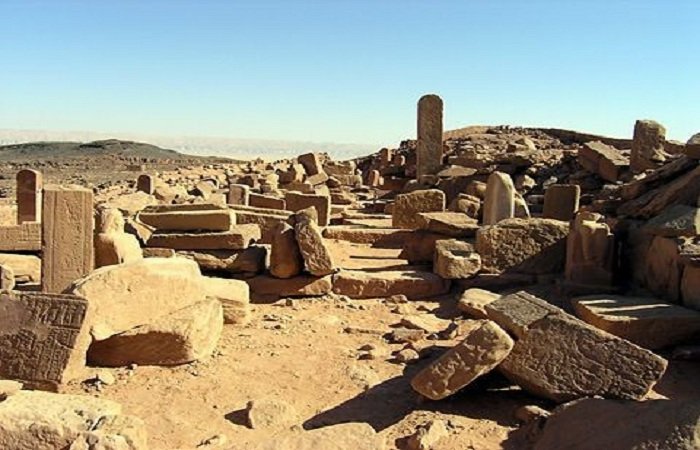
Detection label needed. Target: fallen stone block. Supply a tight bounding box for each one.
[411,319,513,400]
[285,192,331,226]
[332,270,450,299]
[204,276,250,325]
[400,230,453,263]
[0,253,40,283]
[146,224,261,250]
[270,222,304,278]
[249,193,286,210]
[88,297,223,366]
[246,274,333,299]
[392,189,445,229]
[137,209,236,232]
[295,210,335,276]
[476,218,569,274]
[578,141,629,183]
[434,239,481,279]
[572,295,700,349]
[0,223,41,251]
[483,290,564,338]
[644,235,683,302]
[69,257,205,340]
[642,204,700,237]
[542,184,580,221]
[246,398,298,429]
[254,422,384,450]
[416,211,479,237]
[457,288,500,319]
[0,291,91,389]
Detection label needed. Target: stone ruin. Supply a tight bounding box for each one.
[0,95,698,449]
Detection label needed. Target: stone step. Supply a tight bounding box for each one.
[332,269,450,299]
[146,224,261,250]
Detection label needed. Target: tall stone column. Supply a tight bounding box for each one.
[42,186,94,293]
[16,169,43,224]
[416,94,443,178]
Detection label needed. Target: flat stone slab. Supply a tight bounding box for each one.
[415,212,479,237]
[483,290,563,339]
[177,247,267,274]
[0,223,41,252]
[332,269,450,299]
[146,224,261,250]
[138,209,236,232]
[411,319,514,400]
[0,291,91,389]
[246,275,334,298]
[572,295,700,349]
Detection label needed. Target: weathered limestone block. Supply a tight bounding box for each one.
[0,254,40,284]
[136,173,155,194]
[285,192,331,226]
[0,265,14,290]
[644,235,683,302]
[0,291,91,388]
[88,297,223,366]
[146,224,261,250]
[297,152,324,176]
[0,391,143,450]
[16,169,42,223]
[95,208,143,268]
[476,218,569,274]
[457,288,500,319]
[416,211,479,237]
[247,274,333,298]
[434,239,481,279]
[499,314,667,402]
[573,295,700,349]
[642,204,700,237]
[482,172,515,225]
[249,193,286,210]
[294,210,335,276]
[42,186,94,293]
[631,119,668,173]
[416,94,444,178]
[69,257,205,340]
[578,141,629,182]
[228,183,250,205]
[138,209,235,232]
[177,247,267,274]
[400,231,454,263]
[0,223,42,251]
[332,269,450,299]
[270,222,304,278]
[534,398,700,450]
[392,189,445,229]
[565,212,615,286]
[411,319,513,400]
[543,184,580,221]
[203,276,250,325]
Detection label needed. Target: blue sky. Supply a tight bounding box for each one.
[1,0,698,146]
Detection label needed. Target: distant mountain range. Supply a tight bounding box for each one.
[0,129,379,161]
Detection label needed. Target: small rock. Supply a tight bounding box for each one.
[246,398,298,429]
[395,348,420,364]
[515,405,550,424]
[406,419,449,450]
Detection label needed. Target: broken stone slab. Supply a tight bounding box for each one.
[270,222,304,279]
[246,274,333,299]
[322,226,416,246]
[542,184,580,221]
[177,246,267,274]
[233,207,293,245]
[631,119,668,173]
[642,204,700,237]
[578,141,629,183]
[476,218,569,274]
[416,211,479,237]
[294,209,335,276]
[392,189,445,229]
[534,398,700,450]
[0,291,91,389]
[400,230,455,263]
[572,295,700,350]
[137,209,236,232]
[411,319,514,400]
[457,288,501,319]
[499,313,667,402]
[69,257,206,341]
[433,239,481,279]
[146,224,261,250]
[400,314,451,334]
[203,276,250,325]
[254,422,384,450]
[104,191,158,216]
[0,391,143,450]
[0,254,40,284]
[332,269,450,299]
[88,297,223,366]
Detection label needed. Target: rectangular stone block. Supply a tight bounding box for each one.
[0,223,42,251]
[285,192,331,226]
[227,184,250,205]
[146,224,261,250]
[249,193,286,210]
[543,184,580,221]
[16,169,42,224]
[42,186,94,293]
[0,291,91,389]
[392,189,445,229]
[483,290,563,339]
[579,141,629,182]
[137,210,235,232]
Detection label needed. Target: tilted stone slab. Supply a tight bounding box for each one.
[411,319,514,400]
[483,290,564,339]
[0,291,91,389]
[0,223,41,252]
[177,247,267,274]
[499,314,667,402]
[295,211,335,276]
[146,224,261,250]
[138,209,236,232]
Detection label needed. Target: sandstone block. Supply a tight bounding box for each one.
[294,210,335,276]
[642,204,700,237]
[631,119,667,173]
[543,184,580,221]
[178,247,267,274]
[332,269,450,299]
[392,189,445,229]
[249,193,286,210]
[246,274,333,298]
[138,209,236,232]
[578,141,629,182]
[285,192,331,226]
[482,172,515,225]
[203,276,250,325]
[227,183,250,205]
[457,288,500,319]
[270,222,304,278]
[146,224,261,250]
[0,223,42,252]
[416,211,479,237]
[16,169,42,224]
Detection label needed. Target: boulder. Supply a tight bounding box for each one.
[416,211,479,237]
[245,398,298,429]
[457,288,500,319]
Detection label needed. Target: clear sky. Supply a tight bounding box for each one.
[1,0,698,147]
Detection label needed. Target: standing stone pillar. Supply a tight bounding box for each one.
[543,184,581,221]
[227,184,250,205]
[379,148,393,166]
[136,174,155,194]
[366,170,381,187]
[416,94,443,179]
[482,172,515,225]
[42,186,94,293]
[631,120,667,173]
[565,212,615,286]
[16,169,43,224]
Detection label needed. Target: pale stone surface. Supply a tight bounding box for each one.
[434,239,481,279]
[476,218,569,274]
[270,222,303,279]
[483,290,563,339]
[578,141,629,182]
[69,257,205,340]
[405,420,449,450]
[449,193,481,220]
[332,269,450,299]
[203,276,250,325]
[572,295,700,349]
[543,184,580,221]
[0,264,15,290]
[285,192,331,226]
[0,223,42,251]
[138,209,235,232]
[457,288,501,319]
[0,254,40,284]
[643,204,700,237]
[95,208,143,268]
[294,210,335,276]
[416,94,443,178]
[392,189,446,229]
[416,211,479,237]
[227,183,250,205]
[255,423,384,450]
[16,169,42,224]
[0,291,91,388]
[482,172,515,225]
[631,119,667,173]
[146,224,261,250]
[246,274,333,298]
[42,186,94,293]
[249,193,286,210]
[411,319,513,400]
[565,212,615,287]
[499,314,667,402]
[534,398,700,450]
[88,297,223,366]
